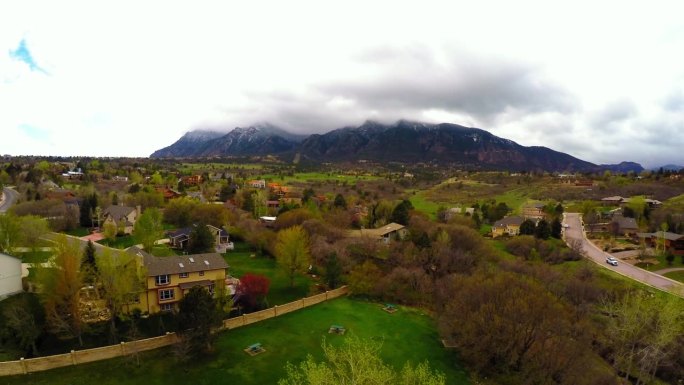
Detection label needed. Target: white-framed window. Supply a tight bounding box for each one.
[160,303,173,312]
[179,272,188,278]
[199,271,205,276]
[155,275,169,286]
[159,289,174,301]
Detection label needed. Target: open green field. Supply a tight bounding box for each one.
[3,298,470,385]
[224,242,314,306]
[257,171,380,184]
[178,162,264,172]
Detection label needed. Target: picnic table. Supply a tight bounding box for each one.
[329,324,346,334]
[383,303,398,313]
[244,342,265,356]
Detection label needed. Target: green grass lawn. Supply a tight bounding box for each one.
[224,242,313,306]
[98,235,139,249]
[16,250,53,263]
[409,191,442,219]
[2,298,469,385]
[664,270,684,283]
[64,227,90,237]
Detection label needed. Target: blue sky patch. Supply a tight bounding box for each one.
[9,39,48,74]
[19,123,50,140]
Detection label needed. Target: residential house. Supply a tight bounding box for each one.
[248,179,266,189]
[186,191,207,203]
[112,175,129,182]
[349,222,408,244]
[62,168,84,180]
[611,215,639,236]
[0,253,22,300]
[167,224,230,251]
[259,216,277,227]
[128,247,229,314]
[102,205,141,234]
[522,203,546,220]
[156,187,182,202]
[601,196,624,206]
[637,231,684,256]
[491,216,525,238]
[180,175,202,186]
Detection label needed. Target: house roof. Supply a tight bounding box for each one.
[525,203,545,209]
[168,224,228,239]
[612,215,638,230]
[493,216,525,228]
[349,223,406,238]
[128,246,228,276]
[103,205,136,222]
[0,252,22,261]
[601,196,624,202]
[637,231,684,241]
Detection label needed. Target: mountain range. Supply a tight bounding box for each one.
[151,120,644,173]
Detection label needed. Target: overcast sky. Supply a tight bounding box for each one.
[1,1,683,167]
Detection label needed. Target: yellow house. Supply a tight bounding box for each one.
[491,216,525,238]
[127,247,229,314]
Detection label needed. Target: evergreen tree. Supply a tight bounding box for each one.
[551,218,562,239]
[391,200,413,225]
[534,219,551,240]
[333,193,347,209]
[519,219,536,235]
[324,253,342,289]
[79,198,92,227]
[176,286,222,357]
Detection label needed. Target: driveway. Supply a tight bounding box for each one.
[563,213,683,296]
[0,187,19,213]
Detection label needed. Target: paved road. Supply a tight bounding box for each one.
[0,187,19,213]
[563,213,683,296]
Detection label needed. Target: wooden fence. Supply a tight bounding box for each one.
[0,286,348,377]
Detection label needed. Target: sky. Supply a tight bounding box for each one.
[1,1,683,167]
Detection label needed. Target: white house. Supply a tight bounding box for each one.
[0,253,22,300]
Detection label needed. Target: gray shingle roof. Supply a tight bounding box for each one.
[493,216,524,227]
[103,205,136,222]
[127,246,228,277]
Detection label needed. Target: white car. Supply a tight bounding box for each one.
[606,257,618,266]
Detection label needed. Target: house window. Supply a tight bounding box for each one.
[155,275,169,286]
[160,303,173,312]
[159,289,174,301]
[208,284,215,296]
[179,272,188,278]
[199,271,205,276]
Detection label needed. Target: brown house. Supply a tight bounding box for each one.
[522,203,545,220]
[637,231,684,256]
[181,175,202,186]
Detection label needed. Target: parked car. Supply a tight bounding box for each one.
[606,257,619,266]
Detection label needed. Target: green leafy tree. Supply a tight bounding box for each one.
[348,260,381,296]
[176,286,223,357]
[19,215,50,253]
[97,249,146,342]
[188,224,216,254]
[133,207,164,252]
[1,296,44,356]
[279,335,445,385]
[37,236,86,346]
[275,225,311,287]
[103,221,118,241]
[0,213,22,253]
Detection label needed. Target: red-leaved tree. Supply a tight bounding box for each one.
[237,273,270,311]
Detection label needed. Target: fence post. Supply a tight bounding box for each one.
[325,290,329,300]
[70,350,76,365]
[120,341,126,356]
[301,298,306,308]
[20,358,27,375]
[274,305,278,317]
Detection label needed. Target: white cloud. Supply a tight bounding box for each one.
[0,0,683,167]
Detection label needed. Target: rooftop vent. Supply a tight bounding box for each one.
[179,263,184,268]
[204,260,210,266]
[189,257,195,263]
